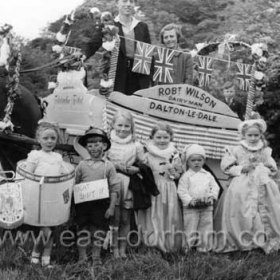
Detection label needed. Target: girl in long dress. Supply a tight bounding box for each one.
[214,118,280,254]
[107,110,146,258]
[138,122,184,252]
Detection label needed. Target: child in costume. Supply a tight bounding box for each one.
[178,144,219,252]
[107,110,146,258]
[214,118,280,253]
[137,122,183,252]
[74,128,120,265]
[25,122,72,267]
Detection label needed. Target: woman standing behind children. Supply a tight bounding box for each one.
[25,122,72,267]
[178,144,219,252]
[214,118,280,253]
[107,110,146,258]
[138,122,183,252]
[74,128,120,265]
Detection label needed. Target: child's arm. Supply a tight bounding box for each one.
[177,173,194,207]
[24,150,38,173]
[105,162,121,218]
[207,174,220,204]
[221,146,244,176]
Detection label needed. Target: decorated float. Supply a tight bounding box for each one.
[0,9,268,227]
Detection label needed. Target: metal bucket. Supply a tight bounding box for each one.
[16,161,75,227]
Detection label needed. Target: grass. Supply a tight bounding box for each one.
[1,236,280,280]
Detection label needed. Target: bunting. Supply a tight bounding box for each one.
[153,47,175,84]
[197,55,213,88]
[132,41,155,75]
[235,62,252,91]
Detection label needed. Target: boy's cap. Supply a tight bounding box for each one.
[185,144,206,160]
[78,127,111,151]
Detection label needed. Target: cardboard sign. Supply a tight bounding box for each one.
[109,92,241,129]
[0,182,24,229]
[134,84,238,118]
[74,179,109,204]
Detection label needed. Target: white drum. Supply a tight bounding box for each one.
[16,161,75,227]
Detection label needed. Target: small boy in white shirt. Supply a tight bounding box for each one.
[178,144,219,252]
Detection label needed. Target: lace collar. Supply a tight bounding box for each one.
[146,141,177,159]
[240,140,264,151]
[110,130,133,144]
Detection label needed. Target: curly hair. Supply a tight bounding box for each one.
[159,23,182,44]
[35,122,60,143]
[150,121,174,141]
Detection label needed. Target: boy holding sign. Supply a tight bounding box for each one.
[74,128,120,265]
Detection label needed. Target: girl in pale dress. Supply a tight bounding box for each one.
[107,110,146,258]
[138,122,184,252]
[214,118,280,253]
[25,122,72,267]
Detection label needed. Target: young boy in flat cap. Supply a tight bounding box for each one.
[74,127,120,265]
[177,144,219,253]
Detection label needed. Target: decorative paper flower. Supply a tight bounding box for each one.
[100,79,113,88]
[251,43,263,58]
[56,32,68,43]
[254,71,265,81]
[0,120,14,131]
[90,7,101,16]
[48,82,57,90]
[189,49,198,57]
[102,39,116,51]
[195,43,206,52]
[0,37,10,67]
[52,45,63,53]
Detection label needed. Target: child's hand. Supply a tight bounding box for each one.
[105,206,115,219]
[189,199,197,207]
[207,196,215,205]
[126,166,140,175]
[241,164,254,173]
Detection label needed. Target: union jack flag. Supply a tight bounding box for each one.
[196,55,213,88]
[235,62,252,91]
[153,47,175,84]
[132,42,155,75]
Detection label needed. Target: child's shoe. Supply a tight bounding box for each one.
[41,256,53,268]
[30,252,40,265]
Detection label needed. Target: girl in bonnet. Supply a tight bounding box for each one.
[214,118,280,253]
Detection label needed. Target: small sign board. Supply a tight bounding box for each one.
[0,182,24,229]
[74,179,109,204]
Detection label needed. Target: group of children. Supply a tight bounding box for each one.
[21,109,280,267]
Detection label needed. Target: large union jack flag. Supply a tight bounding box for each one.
[235,62,252,91]
[196,55,213,88]
[132,42,155,75]
[153,47,175,84]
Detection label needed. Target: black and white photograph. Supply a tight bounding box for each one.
[1,0,280,279]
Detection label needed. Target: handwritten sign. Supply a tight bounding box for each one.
[0,182,24,229]
[41,69,106,133]
[109,92,241,129]
[134,84,238,118]
[74,179,109,204]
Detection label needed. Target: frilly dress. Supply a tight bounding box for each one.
[214,140,280,253]
[26,150,71,176]
[137,142,184,252]
[107,131,146,209]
